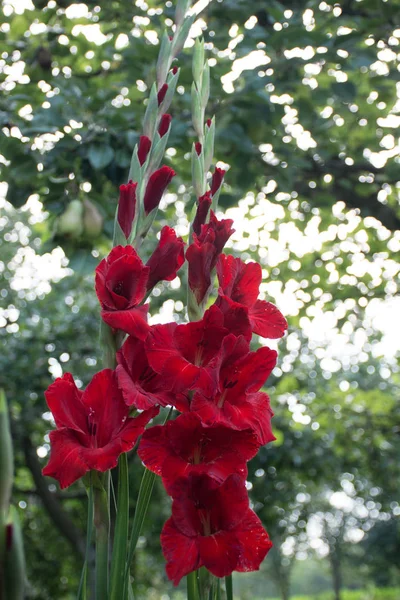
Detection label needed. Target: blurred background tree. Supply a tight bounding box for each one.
[0,0,399,598]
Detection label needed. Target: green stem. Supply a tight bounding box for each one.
[77,483,94,600]
[93,482,109,600]
[110,454,129,600]
[124,407,173,592]
[225,575,233,600]
[187,570,199,600]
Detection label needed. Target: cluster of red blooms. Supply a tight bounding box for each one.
[42,118,288,584]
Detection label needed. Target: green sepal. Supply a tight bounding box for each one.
[128,148,141,183]
[187,286,205,322]
[113,210,128,247]
[191,82,204,140]
[157,30,173,88]
[148,124,171,174]
[3,507,25,600]
[192,143,205,199]
[159,67,180,113]
[192,37,205,85]
[201,61,210,110]
[211,183,223,212]
[172,13,196,58]
[142,83,159,140]
[175,0,191,26]
[204,116,215,174]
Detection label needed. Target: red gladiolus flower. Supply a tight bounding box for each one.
[117,180,137,240]
[146,226,185,290]
[186,212,234,304]
[157,83,168,105]
[161,474,272,584]
[144,166,175,215]
[95,245,150,339]
[42,371,158,489]
[145,304,228,396]
[138,413,259,493]
[206,118,212,128]
[191,334,277,444]
[210,167,225,196]
[158,114,172,137]
[216,254,288,339]
[192,192,212,236]
[195,142,202,156]
[116,335,188,412]
[137,136,152,165]
[171,66,178,75]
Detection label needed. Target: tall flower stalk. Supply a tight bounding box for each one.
[40,2,288,599]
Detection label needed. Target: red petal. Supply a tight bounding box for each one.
[210,474,249,531]
[137,424,169,476]
[232,509,272,572]
[117,181,137,240]
[44,373,87,433]
[161,517,201,586]
[101,305,149,339]
[146,226,185,290]
[42,428,88,489]
[118,406,159,452]
[144,166,175,215]
[186,240,216,304]
[82,369,127,447]
[198,531,239,578]
[249,300,288,339]
[145,322,177,373]
[223,392,275,446]
[224,345,277,398]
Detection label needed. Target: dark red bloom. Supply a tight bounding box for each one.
[210,167,226,196]
[206,118,212,128]
[95,245,150,339]
[157,83,168,105]
[42,371,158,489]
[138,413,259,493]
[137,136,152,165]
[161,474,272,584]
[117,180,137,240]
[116,336,187,411]
[191,334,277,444]
[192,192,212,236]
[146,226,184,290]
[145,304,228,397]
[144,166,175,215]
[171,66,178,75]
[186,212,234,304]
[195,142,202,156]
[216,254,288,339]
[158,114,172,138]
